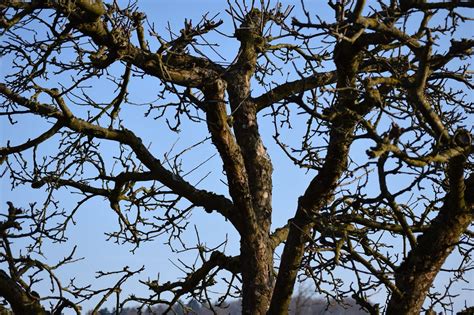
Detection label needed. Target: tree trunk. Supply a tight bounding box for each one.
[241,225,274,315]
[221,9,275,314]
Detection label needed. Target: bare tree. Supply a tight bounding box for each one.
[0,0,473,314]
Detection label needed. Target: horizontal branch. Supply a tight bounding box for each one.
[1,0,224,88]
[367,140,472,167]
[30,176,110,196]
[403,0,474,11]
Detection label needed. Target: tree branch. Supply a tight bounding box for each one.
[0,84,237,225]
[254,71,337,112]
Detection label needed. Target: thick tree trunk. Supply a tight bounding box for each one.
[204,72,275,313]
[241,225,274,315]
[220,9,275,314]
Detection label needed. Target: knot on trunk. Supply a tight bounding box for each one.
[235,9,266,53]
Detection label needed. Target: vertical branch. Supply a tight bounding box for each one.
[269,39,367,314]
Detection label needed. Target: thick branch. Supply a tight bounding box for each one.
[1,0,223,87]
[0,270,48,315]
[387,145,473,314]
[269,39,369,314]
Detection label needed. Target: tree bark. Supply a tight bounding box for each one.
[221,9,275,314]
[240,225,274,314]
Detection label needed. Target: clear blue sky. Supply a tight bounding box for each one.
[1,1,472,313]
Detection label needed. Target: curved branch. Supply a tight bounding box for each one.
[0,84,237,226]
[0,121,62,156]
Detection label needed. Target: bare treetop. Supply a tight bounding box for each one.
[0,1,473,314]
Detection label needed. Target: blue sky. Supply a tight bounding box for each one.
[1,0,473,313]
